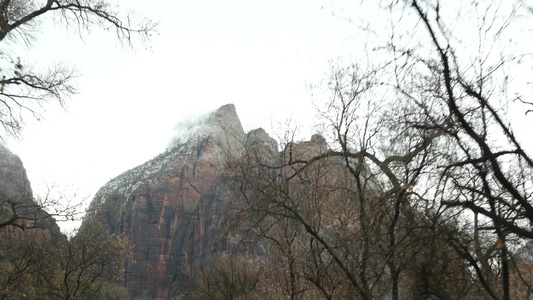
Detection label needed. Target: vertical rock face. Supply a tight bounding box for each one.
[87,104,247,299]
[86,104,342,299]
[246,128,278,154]
[0,144,62,246]
[0,143,32,197]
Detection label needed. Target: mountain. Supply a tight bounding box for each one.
[0,143,62,239]
[0,144,32,196]
[36,103,533,298]
[86,104,254,298]
[86,103,342,298]
[0,143,65,300]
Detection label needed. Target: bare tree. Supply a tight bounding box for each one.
[200,1,533,298]
[0,184,86,231]
[381,1,533,298]
[221,72,475,298]
[190,253,260,300]
[0,0,156,138]
[327,1,533,298]
[0,190,55,230]
[0,217,131,300]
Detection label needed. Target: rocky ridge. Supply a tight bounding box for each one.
[87,104,253,298]
[86,104,333,299]
[0,143,32,197]
[0,143,63,248]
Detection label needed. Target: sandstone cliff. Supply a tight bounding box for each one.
[0,143,32,197]
[86,104,339,299]
[87,104,250,299]
[0,143,62,247]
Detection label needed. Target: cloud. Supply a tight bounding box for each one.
[167,109,216,148]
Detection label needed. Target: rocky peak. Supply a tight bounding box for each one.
[85,104,249,299]
[184,103,245,158]
[84,104,333,299]
[310,134,326,144]
[246,128,278,154]
[205,103,242,133]
[284,134,329,161]
[0,143,63,247]
[0,143,32,197]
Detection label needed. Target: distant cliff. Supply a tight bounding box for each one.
[0,143,32,197]
[0,143,63,247]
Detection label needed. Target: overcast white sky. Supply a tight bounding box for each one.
[3,0,532,231]
[5,1,364,208]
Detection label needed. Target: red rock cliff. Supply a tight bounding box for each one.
[0,143,63,249]
[87,104,247,299]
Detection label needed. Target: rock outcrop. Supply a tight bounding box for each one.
[0,143,62,247]
[86,104,338,299]
[0,143,32,197]
[87,104,247,299]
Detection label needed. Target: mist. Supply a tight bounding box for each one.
[166,109,216,149]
